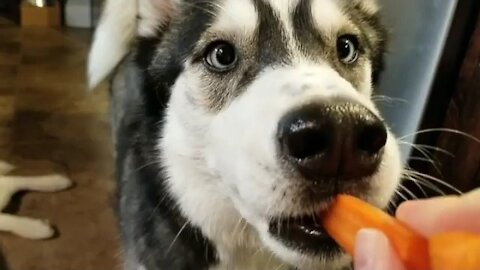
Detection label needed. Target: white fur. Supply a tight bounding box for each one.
[0,214,54,240]
[161,79,286,270]
[0,162,72,239]
[267,0,300,22]
[88,0,174,89]
[212,0,258,35]
[312,0,348,33]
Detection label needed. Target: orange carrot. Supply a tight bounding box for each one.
[429,232,480,270]
[322,195,431,270]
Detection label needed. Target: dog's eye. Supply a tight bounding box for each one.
[337,35,359,64]
[204,41,237,72]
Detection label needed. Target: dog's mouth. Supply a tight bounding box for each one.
[268,212,340,255]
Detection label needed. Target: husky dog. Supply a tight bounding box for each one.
[88,0,402,269]
[0,161,71,239]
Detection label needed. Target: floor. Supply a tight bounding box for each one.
[0,17,119,269]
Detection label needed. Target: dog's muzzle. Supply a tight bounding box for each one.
[269,100,388,254]
[277,100,387,182]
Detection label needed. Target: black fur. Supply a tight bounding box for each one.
[238,0,291,89]
[111,2,220,269]
[291,0,327,56]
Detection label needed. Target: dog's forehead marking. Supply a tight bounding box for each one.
[265,0,300,22]
[311,0,348,33]
[261,0,302,61]
[213,0,258,34]
[211,0,349,59]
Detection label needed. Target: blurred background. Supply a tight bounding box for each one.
[0,1,117,269]
[0,0,479,269]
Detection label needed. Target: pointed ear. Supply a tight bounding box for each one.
[137,0,175,37]
[87,0,175,89]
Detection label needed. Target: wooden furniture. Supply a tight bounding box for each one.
[409,0,480,196]
[20,1,61,27]
[0,0,21,23]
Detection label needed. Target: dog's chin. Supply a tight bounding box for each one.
[253,209,351,270]
[268,213,341,256]
[258,220,350,270]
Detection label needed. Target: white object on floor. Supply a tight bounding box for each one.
[0,161,73,240]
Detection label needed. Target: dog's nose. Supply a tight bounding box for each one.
[277,102,387,180]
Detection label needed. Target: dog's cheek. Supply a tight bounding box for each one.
[170,69,278,217]
[366,131,402,208]
[206,113,276,215]
[205,83,296,217]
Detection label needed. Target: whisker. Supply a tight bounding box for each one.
[398,183,418,200]
[386,199,398,213]
[403,169,461,195]
[394,189,409,202]
[165,221,189,256]
[408,156,436,165]
[240,220,249,237]
[132,160,161,173]
[405,169,462,194]
[405,174,447,196]
[232,217,244,240]
[266,251,276,270]
[398,141,454,157]
[402,143,443,176]
[371,95,408,105]
[402,176,428,198]
[253,246,266,257]
[403,163,438,197]
[399,128,480,144]
[274,263,287,270]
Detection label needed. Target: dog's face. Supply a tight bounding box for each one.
[157,0,402,268]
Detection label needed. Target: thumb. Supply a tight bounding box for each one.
[354,229,406,270]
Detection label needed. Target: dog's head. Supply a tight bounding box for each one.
[96,0,403,268]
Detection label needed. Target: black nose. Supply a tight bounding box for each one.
[277,102,387,180]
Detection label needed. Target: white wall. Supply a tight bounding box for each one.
[65,0,102,28]
[376,0,459,162]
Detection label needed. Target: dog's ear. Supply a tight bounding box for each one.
[137,0,176,37]
[87,0,175,89]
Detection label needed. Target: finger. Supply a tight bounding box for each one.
[396,189,480,236]
[354,229,406,270]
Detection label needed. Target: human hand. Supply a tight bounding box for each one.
[354,188,480,270]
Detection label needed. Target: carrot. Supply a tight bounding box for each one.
[322,195,431,270]
[429,232,480,270]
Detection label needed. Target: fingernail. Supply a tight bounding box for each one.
[354,229,388,270]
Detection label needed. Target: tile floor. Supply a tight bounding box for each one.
[0,17,119,270]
